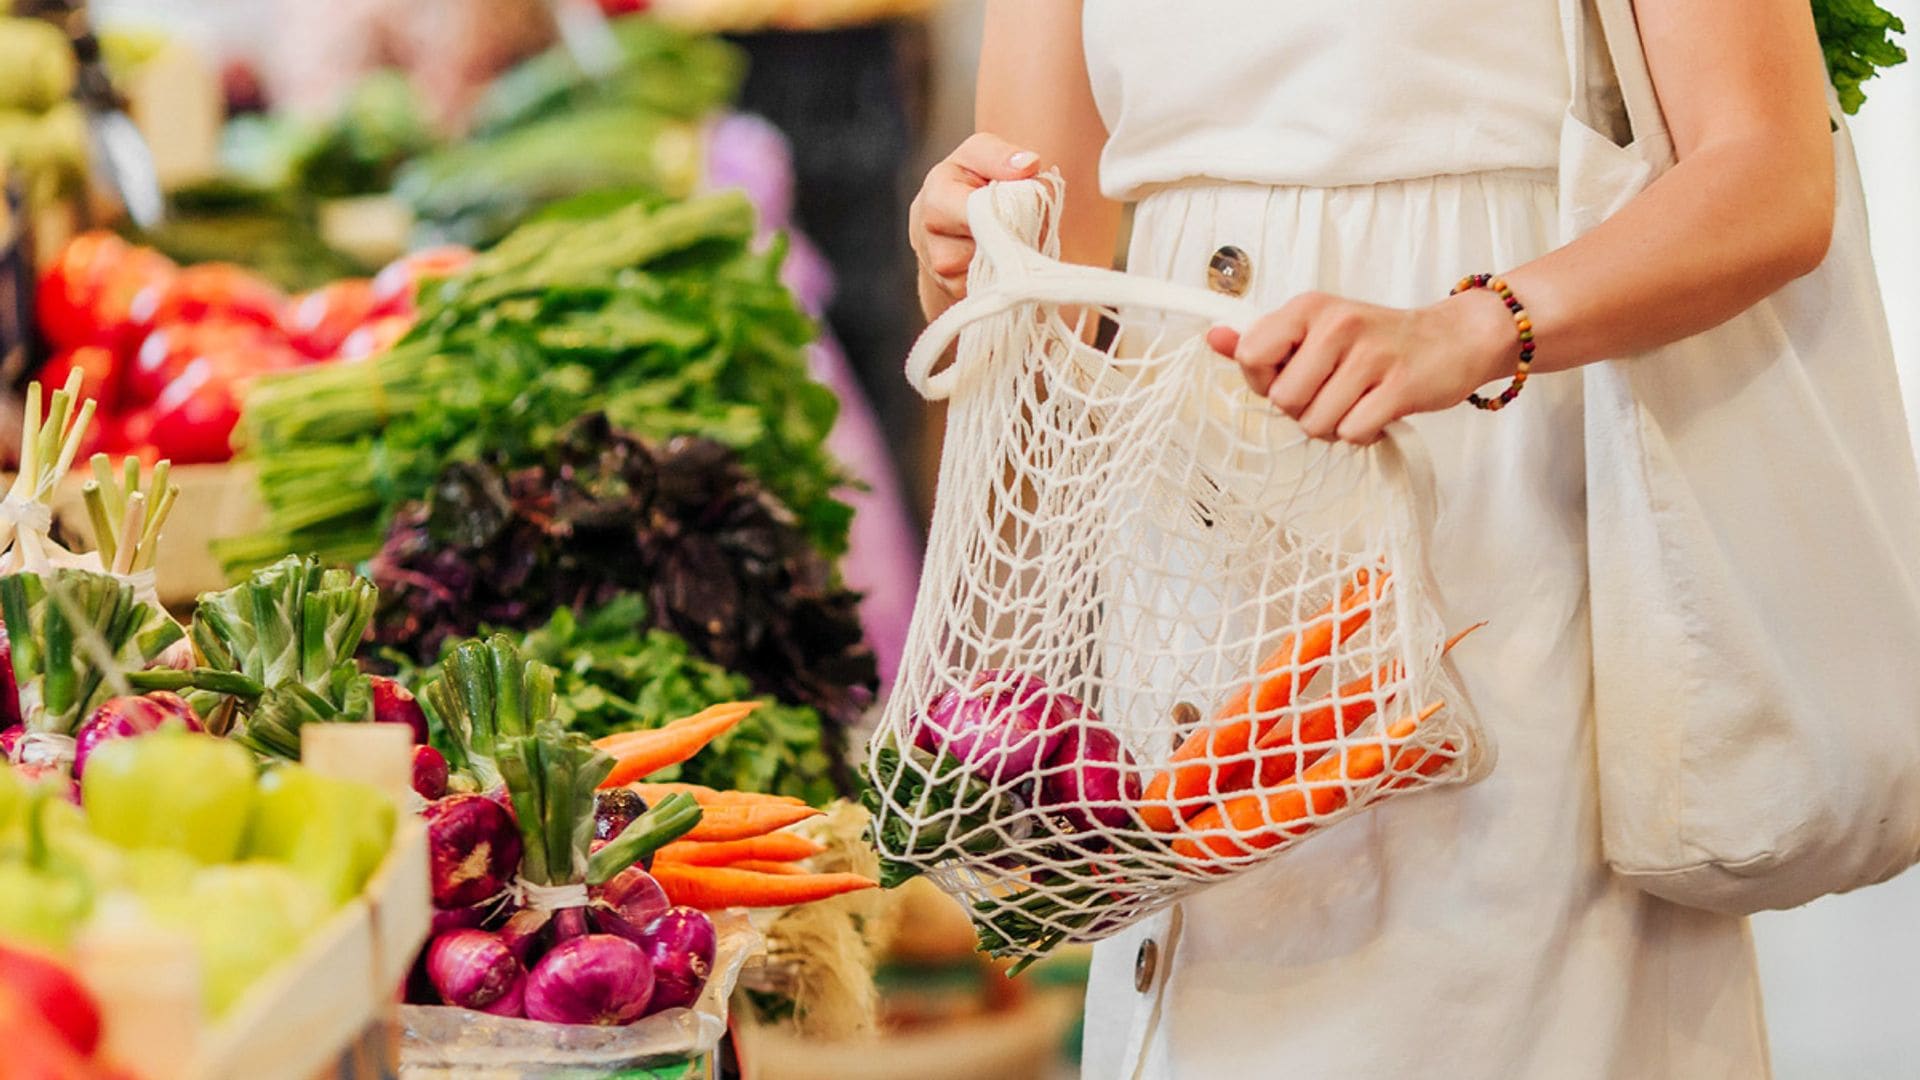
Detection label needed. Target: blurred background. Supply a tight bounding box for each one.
[0,1,1914,1076]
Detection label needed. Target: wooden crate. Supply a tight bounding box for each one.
[69,727,429,1080]
[41,461,265,606]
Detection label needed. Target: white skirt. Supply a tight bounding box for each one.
[1080,172,1771,1080]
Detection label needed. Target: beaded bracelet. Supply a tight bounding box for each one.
[1450,273,1534,411]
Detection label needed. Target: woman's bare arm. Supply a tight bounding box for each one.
[910,0,1122,319]
[1503,0,1835,369]
[1217,0,1838,442]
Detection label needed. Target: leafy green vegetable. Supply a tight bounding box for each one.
[422,633,558,792]
[0,569,182,735]
[1815,0,1907,113]
[396,105,702,250]
[177,555,379,757]
[129,181,375,293]
[223,191,850,574]
[395,19,741,248]
[470,18,743,134]
[366,416,873,736]
[220,69,434,202]
[391,595,839,806]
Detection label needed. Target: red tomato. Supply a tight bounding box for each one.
[133,263,288,335]
[142,358,242,465]
[36,346,119,413]
[89,249,179,354]
[126,319,294,406]
[339,314,414,361]
[287,278,378,359]
[0,942,102,1056]
[35,233,134,350]
[370,246,475,317]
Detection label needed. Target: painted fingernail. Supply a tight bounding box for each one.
[1008,151,1038,169]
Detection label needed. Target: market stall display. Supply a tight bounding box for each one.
[0,375,428,1073]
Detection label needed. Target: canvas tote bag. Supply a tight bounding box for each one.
[1566,0,1920,913]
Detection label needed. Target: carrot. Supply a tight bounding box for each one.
[1139,569,1386,830]
[596,702,759,788]
[681,802,823,843]
[655,833,826,867]
[1384,737,1459,791]
[728,859,811,876]
[1249,622,1483,787]
[1246,665,1397,789]
[1171,702,1444,861]
[629,782,807,810]
[591,699,756,749]
[651,862,877,909]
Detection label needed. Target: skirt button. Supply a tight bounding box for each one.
[1134,938,1159,992]
[1207,245,1252,297]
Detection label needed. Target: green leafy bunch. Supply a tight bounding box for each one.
[1816,0,1907,113]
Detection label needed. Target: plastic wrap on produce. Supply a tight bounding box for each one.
[398,915,759,1075]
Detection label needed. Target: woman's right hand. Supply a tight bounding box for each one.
[909,133,1043,315]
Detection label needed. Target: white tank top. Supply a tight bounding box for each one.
[1081,0,1570,200]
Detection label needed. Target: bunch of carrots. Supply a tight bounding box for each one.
[593,704,879,909]
[1138,568,1476,862]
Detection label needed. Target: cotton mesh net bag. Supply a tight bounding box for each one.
[863,175,1493,963]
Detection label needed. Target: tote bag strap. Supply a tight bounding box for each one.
[1584,0,1673,167]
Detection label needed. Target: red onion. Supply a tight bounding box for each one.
[0,724,21,761]
[635,908,716,1013]
[412,745,449,800]
[475,975,525,1018]
[1038,707,1143,834]
[426,930,525,1012]
[71,693,201,781]
[550,907,591,944]
[430,902,491,936]
[592,866,671,943]
[523,934,654,1026]
[423,794,522,909]
[370,676,429,744]
[594,789,648,845]
[913,671,1072,783]
[498,907,550,963]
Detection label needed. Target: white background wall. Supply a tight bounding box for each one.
[1750,51,1920,1080]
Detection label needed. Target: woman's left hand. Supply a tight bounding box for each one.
[1207,290,1519,445]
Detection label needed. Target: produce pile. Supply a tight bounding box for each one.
[227,190,847,566]
[225,191,875,803]
[1,736,394,1015]
[0,378,881,1061]
[220,18,741,253]
[30,231,471,466]
[403,635,876,1024]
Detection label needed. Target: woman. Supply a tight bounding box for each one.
[909,1,1836,1076]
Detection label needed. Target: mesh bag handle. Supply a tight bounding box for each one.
[868,174,1492,963]
[910,177,1448,606]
